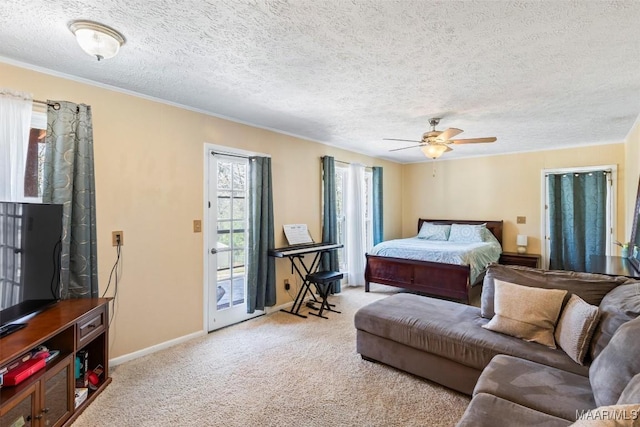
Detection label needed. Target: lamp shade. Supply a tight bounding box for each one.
[516,235,528,246]
[421,144,448,159]
[69,21,125,61]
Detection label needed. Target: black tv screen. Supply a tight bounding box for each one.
[0,202,63,327]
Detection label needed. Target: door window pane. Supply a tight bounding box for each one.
[217,163,232,190]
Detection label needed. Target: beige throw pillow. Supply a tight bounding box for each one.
[554,294,600,365]
[482,279,567,348]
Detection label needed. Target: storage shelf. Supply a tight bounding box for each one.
[0,299,111,427]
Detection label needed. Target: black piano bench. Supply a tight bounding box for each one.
[306,271,343,319]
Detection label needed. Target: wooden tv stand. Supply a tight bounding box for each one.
[0,298,111,427]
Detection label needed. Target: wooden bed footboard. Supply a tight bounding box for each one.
[364,254,472,303]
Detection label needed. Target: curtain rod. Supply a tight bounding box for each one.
[33,99,61,110]
[545,170,611,177]
[321,156,374,169]
[212,151,250,160]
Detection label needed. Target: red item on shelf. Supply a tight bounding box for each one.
[3,358,46,386]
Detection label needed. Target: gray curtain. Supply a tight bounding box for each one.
[321,156,341,293]
[42,101,98,299]
[372,166,383,245]
[548,171,608,272]
[247,156,276,313]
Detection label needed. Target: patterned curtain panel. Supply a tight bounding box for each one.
[42,101,98,299]
[246,156,276,313]
[321,156,341,293]
[548,171,607,272]
[372,166,383,245]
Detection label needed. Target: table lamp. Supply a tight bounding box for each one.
[516,235,528,254]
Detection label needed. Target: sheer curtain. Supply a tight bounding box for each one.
[0,89,32,201]
[43,101,99,298]
[548,171,608,272]
[346,163,366,286]
[246,156,276,313]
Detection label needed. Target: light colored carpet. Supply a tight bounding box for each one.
[73,287,469,426]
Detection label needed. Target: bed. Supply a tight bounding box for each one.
[364,219,503,304]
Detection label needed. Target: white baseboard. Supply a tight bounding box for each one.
[265,301,294,314]
[111,302,295,367]
[110,330,206,367]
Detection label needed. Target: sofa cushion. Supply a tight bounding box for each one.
[473,355,595,421]
[589,282,640,361]
[456,393,573,427]
[618,373,640,405]
[481,264,629,319]
[570,403,640,426]
[354,293,589,376]
[590,316,640,407]
[554,294,600,365]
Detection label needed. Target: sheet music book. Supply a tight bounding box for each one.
[283,224,314,245]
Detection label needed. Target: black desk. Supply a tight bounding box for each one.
[269,242,343,318]
[588,255,640,279]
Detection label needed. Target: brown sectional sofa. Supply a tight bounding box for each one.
[354,264,640,425]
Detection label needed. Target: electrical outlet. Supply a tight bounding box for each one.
[112,231,123,246]
[517,216,526,224]
[193,220,202,233]
[284,279,290,291]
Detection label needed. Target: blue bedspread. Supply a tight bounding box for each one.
[369,237,502,284]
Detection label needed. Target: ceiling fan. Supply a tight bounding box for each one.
[384,118,497,159]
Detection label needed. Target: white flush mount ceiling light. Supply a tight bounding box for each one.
[69,20,125,61]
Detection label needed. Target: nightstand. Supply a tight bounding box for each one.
[499,252,541,268]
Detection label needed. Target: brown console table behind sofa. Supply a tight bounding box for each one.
[364,219,503,304]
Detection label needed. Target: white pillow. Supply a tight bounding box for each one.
[417,222,451,241]
[448,223,485,243]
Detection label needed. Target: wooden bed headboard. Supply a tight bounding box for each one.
[418,219,504,246]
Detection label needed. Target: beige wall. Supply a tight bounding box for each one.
[625,119,640,237]
[0,62,403,358]
[402,144,626,259]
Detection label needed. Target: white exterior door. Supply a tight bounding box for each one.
[207,151,261,331]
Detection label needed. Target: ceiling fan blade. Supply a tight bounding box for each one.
[445,146,453,152]
[436,128,463,142]
[383,138,422,143]
[389,144,424,152]
[450,137,497,144]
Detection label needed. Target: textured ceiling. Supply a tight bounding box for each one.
[0,1,639,163]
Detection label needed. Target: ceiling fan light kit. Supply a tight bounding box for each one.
[421,144,448,159]
[69,20,125,61]
[384,117,497,159]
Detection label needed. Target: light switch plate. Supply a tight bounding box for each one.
[517,216,526,224]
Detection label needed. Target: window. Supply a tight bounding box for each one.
[334,164,373,277]
[24,112,47,200]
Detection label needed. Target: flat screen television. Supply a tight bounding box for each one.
[0,201,62,334]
